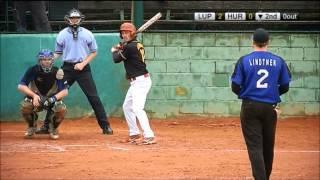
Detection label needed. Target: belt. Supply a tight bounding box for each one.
[243,99,277,108]
[63,61,81,66]
[129,73,149,82]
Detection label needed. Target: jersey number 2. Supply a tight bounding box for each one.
[256,69,269,88]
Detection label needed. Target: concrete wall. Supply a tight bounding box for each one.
[0,33,127,120]
[0,32,319,121]
[142,32,320,118]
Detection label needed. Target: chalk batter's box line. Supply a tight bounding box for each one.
[1,143,319,153]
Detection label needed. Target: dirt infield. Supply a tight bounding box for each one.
[1,116,319,180]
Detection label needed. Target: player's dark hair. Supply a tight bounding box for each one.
[253,41,269,48]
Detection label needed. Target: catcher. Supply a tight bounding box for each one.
[18,49,68,140]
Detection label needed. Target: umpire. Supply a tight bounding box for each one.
[53,8,113,135]
[231,28,291,180]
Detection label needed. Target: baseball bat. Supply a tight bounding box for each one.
[136,12,162,33]
[111,13,162,53]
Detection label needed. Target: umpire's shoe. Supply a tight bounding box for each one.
[103,126,113,135]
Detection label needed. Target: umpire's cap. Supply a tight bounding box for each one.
[253,28,269,44]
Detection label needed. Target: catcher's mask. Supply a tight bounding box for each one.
[64,8,85,39]
[119,22,137,40]
[37,49,54,73]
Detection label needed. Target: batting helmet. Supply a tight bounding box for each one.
[119,22,137,39]
[64,8,84,27]
[37,49,54,73]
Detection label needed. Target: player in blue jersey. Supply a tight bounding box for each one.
[18,49,68,139]
[231,28,291,180]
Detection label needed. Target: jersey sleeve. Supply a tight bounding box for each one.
[112,42,132,63]
[56,79,69,91]
[135,42,145,63]
[112,50,126,63]
[19,66,36,86]
[278,59,291,85]
[87,32,97,53]
[231,57,244,85]
[55,31,64,54]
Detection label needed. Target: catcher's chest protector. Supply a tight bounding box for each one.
[32,68,59,96]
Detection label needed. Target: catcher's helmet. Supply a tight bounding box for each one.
[64,8,84,27]
[119,22,137,39]
[37,49,54,73]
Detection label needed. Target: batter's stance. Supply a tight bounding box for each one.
[18,49,68,139]
[231,28,291,180]
[111,22,156,145]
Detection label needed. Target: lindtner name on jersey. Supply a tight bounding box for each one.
[249,58,276,67]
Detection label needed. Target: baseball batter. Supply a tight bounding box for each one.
[18,49,68,139]
[111,22,156,145]
[231,28,291,180]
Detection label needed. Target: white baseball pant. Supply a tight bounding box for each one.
[122,74,154,138]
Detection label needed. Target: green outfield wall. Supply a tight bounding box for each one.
[0,32,319,121]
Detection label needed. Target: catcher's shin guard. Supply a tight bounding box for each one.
[52,101,67,128]
[44,109,54,127]
[36,109,54,134]
[48,102,66,140]
[48,119,59,139]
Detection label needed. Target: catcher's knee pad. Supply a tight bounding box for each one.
[20,99,39,127]
[20,98,34,114]
[53,101,66,112]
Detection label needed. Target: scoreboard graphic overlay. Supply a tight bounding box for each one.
[194,12,299,21]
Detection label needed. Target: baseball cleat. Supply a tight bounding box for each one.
[49,128,59,140]
[24,127,36,138]
[141,137,156,145]
[120,134,142,144]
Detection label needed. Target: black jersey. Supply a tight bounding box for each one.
[19,65,67,97]
[112,39,148,79]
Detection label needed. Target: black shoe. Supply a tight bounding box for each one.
[102,126,113,135]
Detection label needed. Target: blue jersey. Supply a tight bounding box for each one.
[19,65,68,97]
[231,51,291,104]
